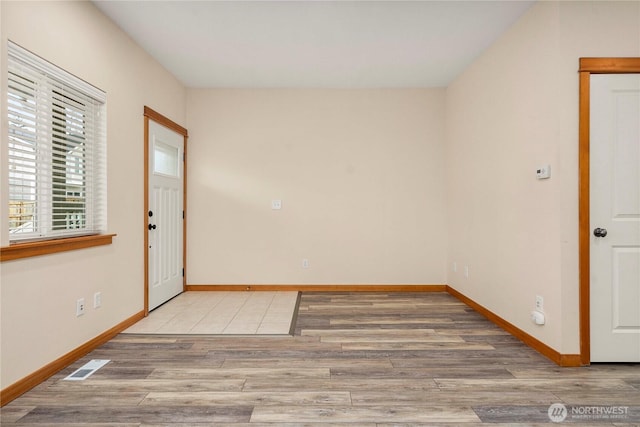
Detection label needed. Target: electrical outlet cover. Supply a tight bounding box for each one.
[76,298,85,316]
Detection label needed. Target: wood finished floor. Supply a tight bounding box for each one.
[2,292,639,425]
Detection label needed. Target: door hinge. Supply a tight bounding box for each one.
[182,268,184,277]
[182,210,185,219]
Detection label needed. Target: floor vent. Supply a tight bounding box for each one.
[64,359,110,381]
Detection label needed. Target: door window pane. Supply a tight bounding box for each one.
[154,140,179,177]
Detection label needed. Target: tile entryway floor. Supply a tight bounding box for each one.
[122,291,299,335]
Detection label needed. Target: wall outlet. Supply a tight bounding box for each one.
[94,292,102,309]
[464,266,469,278]
[535,295,544,311]
[302,258,309,269]
[271,199,282,210]
[452,262,457,273]
[76,298,85,317]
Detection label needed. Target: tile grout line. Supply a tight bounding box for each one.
[187,291,230,333]
[216,292,249,334]
[256,292,283,332]
[223,292,270,334]
[156,292,223,334]
[211,292,245,333]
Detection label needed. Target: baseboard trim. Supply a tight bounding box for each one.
[186,284,447,292]
[1,283,584,406]
[446,286,582,367]
[187,283,581,366]
[0,310,145,406]
[558,354,583,367]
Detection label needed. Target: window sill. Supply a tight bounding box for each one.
[0,234,116,262]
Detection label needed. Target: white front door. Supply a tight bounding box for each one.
[148,120,184,311]
[590,74,640,362]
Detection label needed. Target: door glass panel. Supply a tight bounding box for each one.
[154,140,179,177]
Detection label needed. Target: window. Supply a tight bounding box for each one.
[153,140,180,177]
[7,41,106,242]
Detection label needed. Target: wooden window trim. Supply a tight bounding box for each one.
[0,234,116,262]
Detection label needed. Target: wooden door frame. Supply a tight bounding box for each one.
[578,58,640,365]
[143,106,189,316]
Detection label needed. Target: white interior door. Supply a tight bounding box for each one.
[148,120,184,311]
[590,74,640,362]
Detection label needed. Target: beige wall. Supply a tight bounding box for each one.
[0,1,186,388]
[186,89,447,285]
[3,0,639,393]
[445,1,640,354]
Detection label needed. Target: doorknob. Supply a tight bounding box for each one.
[148,224,156,230]
[593,227,607,237]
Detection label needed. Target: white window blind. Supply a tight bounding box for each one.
[7,41,107,242]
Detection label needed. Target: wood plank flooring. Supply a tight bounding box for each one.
[2,292,639,425]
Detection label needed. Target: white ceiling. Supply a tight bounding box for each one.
[94,1,534,88]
